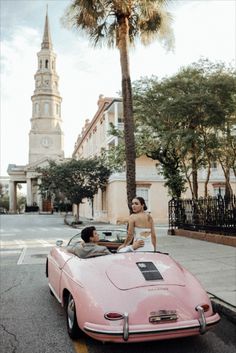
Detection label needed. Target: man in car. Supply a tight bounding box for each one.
[68,226,144,258]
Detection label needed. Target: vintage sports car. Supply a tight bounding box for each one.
[46,230,220,343]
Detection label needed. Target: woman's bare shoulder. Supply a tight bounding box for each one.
[129,213,137,219]
[146,212,153,221]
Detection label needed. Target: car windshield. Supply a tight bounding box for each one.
[67,228,126,247]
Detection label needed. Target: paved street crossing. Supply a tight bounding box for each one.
[0,227,76,233]
[0,225,78,250]
[0,238,69,249]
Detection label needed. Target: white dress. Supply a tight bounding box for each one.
[134,227,153,252]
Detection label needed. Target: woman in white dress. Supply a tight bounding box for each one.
[118,197,157,252]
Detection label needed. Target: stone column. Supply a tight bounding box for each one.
[9,181,17,213]
[26,178,32,205]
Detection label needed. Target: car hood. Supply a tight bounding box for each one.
[106,253,186,290]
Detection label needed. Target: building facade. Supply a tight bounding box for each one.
[73,96,236,225]
[7,12,64,212]
[73,95,170,224]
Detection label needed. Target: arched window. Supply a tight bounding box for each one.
[35,103,39,114]
[45,60,48,69]
[44,102,49,115]
[40,60,42,69]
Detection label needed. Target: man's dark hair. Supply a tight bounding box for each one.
[81,226,96,243]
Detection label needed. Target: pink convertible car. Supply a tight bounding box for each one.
[46,229,220,343]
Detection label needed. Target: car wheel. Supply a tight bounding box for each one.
[66,293,80,339]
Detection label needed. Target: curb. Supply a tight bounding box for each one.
[210,297,236,324]
[170,229,236,247]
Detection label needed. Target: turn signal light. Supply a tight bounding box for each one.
[196,304,210,312]
[104,312,124,320]
[202,304,210,312]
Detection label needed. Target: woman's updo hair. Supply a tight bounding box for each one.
[136,196,148,211]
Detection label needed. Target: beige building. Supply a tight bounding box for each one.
[7,12,64,212]
[73,95,236,225]
[73,95,173,224]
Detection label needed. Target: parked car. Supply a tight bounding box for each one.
[46,230,220,343]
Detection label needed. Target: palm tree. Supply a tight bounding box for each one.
[62,0,174,210]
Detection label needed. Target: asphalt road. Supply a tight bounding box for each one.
[0,214,235,353]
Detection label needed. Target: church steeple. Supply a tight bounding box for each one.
[28,11,64,164]
[41,9,52,50]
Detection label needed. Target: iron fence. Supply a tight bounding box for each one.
[169,195,236,235]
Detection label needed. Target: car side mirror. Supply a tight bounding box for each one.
[56,240,63,247]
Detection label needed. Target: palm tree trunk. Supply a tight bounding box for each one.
[118,16,136,211]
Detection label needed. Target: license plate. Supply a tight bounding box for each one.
[149,310,178,323]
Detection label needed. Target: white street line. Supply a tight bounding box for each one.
[14,240,26,246]
[0,250,21,255]
[17,247,27,265]
[37,240,52,247]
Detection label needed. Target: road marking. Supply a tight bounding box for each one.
[37,240,52,247]
[0,227,78,233]
[0,238,70,251]
[17,247,27,265]
[14,240,26,247]
[73,339,88,353]
[0,250,21,255]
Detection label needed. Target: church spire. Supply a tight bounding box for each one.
[29,10,64,165]
[41,7,52,50]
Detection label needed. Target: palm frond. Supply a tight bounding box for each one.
[62,0,175,50]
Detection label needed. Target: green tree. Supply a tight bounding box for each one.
[62,0,173,210]
[37,158,111,221]
[0,194,9,211]
[132,60,236,199]
[17,195,26,212]
[107,122,186,198]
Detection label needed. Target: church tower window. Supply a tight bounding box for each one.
[44,102,49,115]
[35,103,39,114]
[40,60,42,69]
[45,59,49,69]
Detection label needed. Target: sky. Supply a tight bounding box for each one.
[1,0,235,177]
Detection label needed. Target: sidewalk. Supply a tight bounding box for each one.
[157,230,236,320]
[157,231,235,305]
